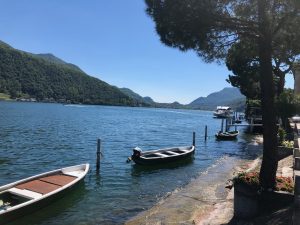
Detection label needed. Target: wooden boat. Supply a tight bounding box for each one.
[234,120,242,124]
[215,131,239,140]
[131,146,195,165]
[0,163,89,224]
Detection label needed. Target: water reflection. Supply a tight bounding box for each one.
[130,157,195,176]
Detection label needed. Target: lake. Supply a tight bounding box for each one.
[0,102,258,225]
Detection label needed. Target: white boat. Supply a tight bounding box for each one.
[0,163,89,224]
[213,106,233,118]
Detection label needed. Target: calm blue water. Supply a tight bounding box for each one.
[0,102,257,225]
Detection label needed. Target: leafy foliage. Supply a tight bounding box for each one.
[32,53,84,73]
[276,89,300,125]
[226,37,297,99]
[233,172,294,193]
[226,40,261,99]
[234,172,260,191]
[278,127,287,145]
[0,42,137,106]
[281,140,294,148]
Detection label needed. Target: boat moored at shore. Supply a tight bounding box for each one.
[0,164,89,224]
[131,146,195,165]
[215,131,239,140]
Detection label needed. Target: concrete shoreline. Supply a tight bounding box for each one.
[126,136,264,225]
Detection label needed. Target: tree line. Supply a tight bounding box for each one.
[0,43,139,106]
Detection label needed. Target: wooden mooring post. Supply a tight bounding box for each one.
[204,125,208,141]
[193,132,196,146]
[221,119,224,132]
[225,118,229,132]
[250,118,254,133]
[96,138,101,173]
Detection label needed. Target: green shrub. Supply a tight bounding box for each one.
[281,140,294,148]
[278,127,286,145]
[233,172,294,193]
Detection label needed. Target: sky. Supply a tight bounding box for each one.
[0,0,294,104]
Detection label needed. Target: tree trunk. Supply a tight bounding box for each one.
[274,69,285,97]
[258,0,278,190]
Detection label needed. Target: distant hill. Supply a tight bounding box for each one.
[33,53,83,73]
[119,88,187,109]
[188,87,246,110]
[0,40,245,110]
[154,101,187,109]
[119,88,149,105]
[0,40,138,106]
[143,96,155,105]
[119,88,157,106]
[119,87,245,110]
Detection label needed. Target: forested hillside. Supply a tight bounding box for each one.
[188,87,245,110]
[0,41,137,106]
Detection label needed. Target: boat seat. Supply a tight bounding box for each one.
[62,171,82,177]
[179,150,189,153]
[155,153,168,157]
[16,180,61,195]
[9,187,43,199]
[166,151,180,155]
[40,174,76,186]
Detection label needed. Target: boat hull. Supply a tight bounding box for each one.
[132,147,195,165]
[0,180,83,224]
[215,131,239,140]
[0,164,89,224]
[213,113,232,118]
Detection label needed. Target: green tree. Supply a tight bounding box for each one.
[226,40,261,99]
[226,37,297,99]
[145,0,300,189]
[277,89,300,128]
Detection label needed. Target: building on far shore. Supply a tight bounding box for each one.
[294,63,300,94]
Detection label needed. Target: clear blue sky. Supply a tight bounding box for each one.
[0,0,294,104]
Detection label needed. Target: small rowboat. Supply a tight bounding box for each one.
[131,146,195,165]
[234,120,242,124]
[215,131,239,140]
[0,163,89,224]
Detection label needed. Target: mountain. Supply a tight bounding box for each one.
[0,40,245,110]
[142,96,155,105]
[188,87,246,110]
[33,53,83,73]
[119,88,147,104]
[119,88,187,109]
[119,88,156,106]
[0,40,138,106]
[118,87,245,110]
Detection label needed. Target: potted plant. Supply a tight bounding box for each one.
[233,172,294,218]
[233,172,260,218]
[277,127,294,160]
